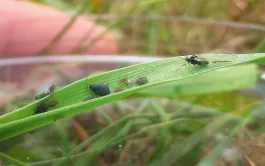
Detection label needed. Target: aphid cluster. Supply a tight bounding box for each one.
[33,51,232,115]
[34,84,59,114]
[33,76,150,115]
[84,76,149,100]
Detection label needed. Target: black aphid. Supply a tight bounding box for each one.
[136,77,148,85]
[114,87,124,93]
[49,84,56,94]
[49,100,59,107]
[120,77,133,86]
[35,102,49,114]
[35,92,49,100]
[184,55,209,66]
[84,96,94,101]
[89,84,110,96]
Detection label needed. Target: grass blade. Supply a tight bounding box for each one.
[197,121,245,166]
[0,53,264,141]
[150,114,240,166]
[138,64,258,97]
[0,152,28,166]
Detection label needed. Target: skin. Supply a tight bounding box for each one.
[0,1,119,84]
[0,1,118,57]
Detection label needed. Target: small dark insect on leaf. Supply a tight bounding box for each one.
[184,55,197,65]
[136,77,148,85]
[49,84,56,94]
[176,54,210,72]
[186,55,209,66]
[35,102,49,114]
[89,84,110,96]
[35,92,49,100]
[114,87,124,93]
[83,96,94,101]
[49,100,59,107]
[120,77,133,86]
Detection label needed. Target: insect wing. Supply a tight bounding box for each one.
[200,49,235,64]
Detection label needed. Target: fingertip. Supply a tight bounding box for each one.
[0,1,119,57]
